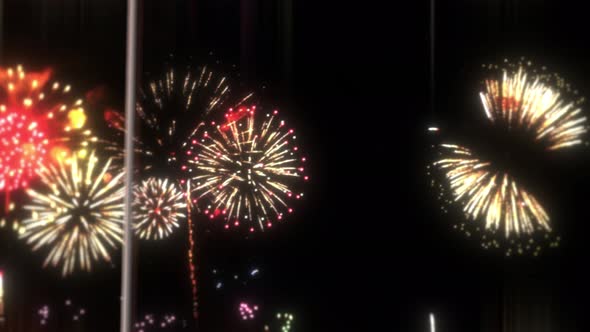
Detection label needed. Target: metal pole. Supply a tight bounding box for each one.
[0,0,3,63]
[120,0,138,330]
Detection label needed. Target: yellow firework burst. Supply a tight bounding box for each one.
[430,143,561,256]
[133,177,187,240]
[20,152,125,275]
[429,59,582,255]
[104,64,253,172]
[480,60,587,150]
[182,106,307,232]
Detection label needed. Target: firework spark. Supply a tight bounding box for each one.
[0,111,49,192]
[105,63,253,172]
[0,65,97,163]
[182,106,307,232]
[275,312,295,332]
[429,60,578,255]
[134,313,178,331]
[433,144,550,233]
[20,152,125,275]
[239,302,258,320]
[430,143,560,256]
[133,177,187,240]
[0,64,97,214]
[480,60,587,150]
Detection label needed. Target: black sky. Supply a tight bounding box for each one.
[2,0,590,331]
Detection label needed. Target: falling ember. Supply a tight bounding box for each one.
[185,181,198,320]
[133,177,187,240]
[20,152,125,276]
[183,107,307,232]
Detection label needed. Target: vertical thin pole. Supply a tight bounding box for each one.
[0,0,3,63]
[429,0,435,117]
[121,0,138,331]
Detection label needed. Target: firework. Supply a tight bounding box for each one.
[133,177,187,240]
[0,65,96,163]
[20,152,125,275]
[105,63,253,172]
[429,59,579,255]
[431,143,559,255]
[36,299,87,327]
[276,312,295,332]
[210,264,262,291]
[0,111,49,192]
[239,302,259,320]
[134,313,178,332]
[185,182,198,319]
[0,65,96,215]
[480,59,587,150]
[182,106,307,232]
[38,305,50,325]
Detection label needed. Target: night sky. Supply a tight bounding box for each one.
[2,0,590,331]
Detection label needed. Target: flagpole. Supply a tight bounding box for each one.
[120,0,138,330]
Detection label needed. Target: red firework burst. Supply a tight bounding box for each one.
[0,110,49,191]
[0,64,95,206]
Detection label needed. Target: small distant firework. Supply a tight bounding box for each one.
[105,63,253,172]
[276,312,294,332]
[20,152,125,275]
[239,302,259,320]
[38,305,50,325]
[36,298,87,327]
[133,177,187,240]
[430,59,579,255]
[134,313,178,332]
[211,264,262,291]
[183,106,307,232]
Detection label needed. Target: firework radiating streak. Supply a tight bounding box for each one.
[20,152,125,276]
[479,65,587,151]
[104,65,253,171]
[430,60,583,255]
[184,107,306,232]
[433,143,550,238]
[0,65,97,210]
[133,177,186,240]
